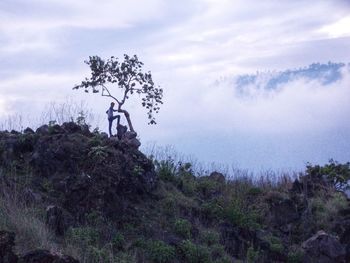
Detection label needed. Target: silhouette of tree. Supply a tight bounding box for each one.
[73,54,163,132]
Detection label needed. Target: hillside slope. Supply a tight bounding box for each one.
[0,122,349,263]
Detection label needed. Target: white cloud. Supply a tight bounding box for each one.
[318,16,350,38]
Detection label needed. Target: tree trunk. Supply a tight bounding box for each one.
[118,109,135,133]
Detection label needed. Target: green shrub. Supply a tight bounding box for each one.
[155,158,177,182]
[210,243,225,259]
[147,240,175,263]
[86,246,111,263]
[67,227,99,248]
[248,187,263,196]
[196,178,221,198]
[161,197,178,216]
[224,201,261,230]
[266,235,283,253]
[178,173,197,196]
[200,230,220,246]
[174,219,192,239]
[287,249,304,263]
[178,240,210,263]
[246,245,259,263]
[133,237,148,249]
[310,192,348,230]
[112,233,125,251]
[200,201,224,221]
[306,160,350,191]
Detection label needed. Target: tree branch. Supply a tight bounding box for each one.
[101,85,121,105]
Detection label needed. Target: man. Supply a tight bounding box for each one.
[106,102,120,137]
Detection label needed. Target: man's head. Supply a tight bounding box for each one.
[111,102,115,107]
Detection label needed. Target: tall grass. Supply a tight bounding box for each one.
[0,177,58,254]
[143,142,298,190]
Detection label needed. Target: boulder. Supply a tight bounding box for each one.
[302,230,346,263]
[121,131,141,149]
[116,124,127,139]
[23,127,34,134]
[61,122,81,133]
[209,171,225,184]
[36,125,49,135]
[46,205,65,236]
[49,124,65,134]
[0,231,18,263]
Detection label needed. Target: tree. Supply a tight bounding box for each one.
[73,54,163,133]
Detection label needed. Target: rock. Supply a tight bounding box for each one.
[61,122,81,133]
[100,132,109,140]
[49,124,64,134]
[0,231,18,263]
[46,205,65,236]
[302,230,346,263]
[123,131,137,140]
[23,127,34,134]
[291,178,303,194]
[116,124,127,139]
[121,131,141,149]
[128,138,141,149]
[209,171,225,184]
[19,249,79,263]
[80,124,91,136]
[10,130,20,135]
[36,125,49,135]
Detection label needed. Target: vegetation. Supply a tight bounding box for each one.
[73,54,163,132]
[0,119,349,262]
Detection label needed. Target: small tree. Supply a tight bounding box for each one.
[73,54,163,133]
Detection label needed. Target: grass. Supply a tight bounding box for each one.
[0,128,349,263]
[0,179,57,254]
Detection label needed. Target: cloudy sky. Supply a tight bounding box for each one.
[0,0,350,172]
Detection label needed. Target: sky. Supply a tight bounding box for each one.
[0,0,350,172]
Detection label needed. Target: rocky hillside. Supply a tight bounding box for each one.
[0,122,349,263]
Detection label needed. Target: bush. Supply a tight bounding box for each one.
[210,243,226,259]
[112,233,125,251]
[224,200,261,230]
[287,248,304,263]
[306,160,350,191]
[67,227,99,247]
[200,230,220,246]
[178,240,210,263]
[154,158,177,182]
[246,245,259,263]
[267,235,283,253]
[174,219,192,239]
[196,178,221,198]
[200,200,224,221]
[310,191,348,230]
[147,240,175,263]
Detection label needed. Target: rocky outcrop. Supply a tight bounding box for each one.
[0,231,18,263]
[19,250,79,263]
[0,122,157,225]
[0,231,78,263]
[302,230,346,263]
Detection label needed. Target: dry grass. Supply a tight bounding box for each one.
[0,177,58,255]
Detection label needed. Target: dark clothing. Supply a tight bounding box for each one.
[106,106,120,137]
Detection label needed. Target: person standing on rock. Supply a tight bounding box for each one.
[106,102,120,137]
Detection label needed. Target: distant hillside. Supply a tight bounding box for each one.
[216,62,349,95]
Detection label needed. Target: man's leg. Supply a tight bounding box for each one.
[108,119,113,137]
[109,115,120,137]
